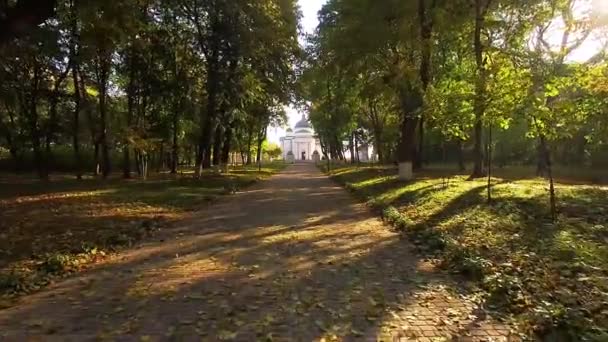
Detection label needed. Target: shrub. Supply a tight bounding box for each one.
[0,271,25,292]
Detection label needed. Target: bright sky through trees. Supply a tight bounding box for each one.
[268,0,327,143]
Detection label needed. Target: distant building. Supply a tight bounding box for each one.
[279,114,377,163]
[280,115,322,162]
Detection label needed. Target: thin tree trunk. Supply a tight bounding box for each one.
[539,134,557,221]
[71,61,82,178]
[94,142,100,175]
[414,117,424,170]
[354,133,360,163]
[221,121,233,172]
[487,122,493,203]
[4,102,22,172]
[471,0,489,179]
[256,126,267,170]
[46,94,58,173]
[349,131,355,164]
[212,124,223,166]
[28,65,47,180]
[97,57,111,179]
[246,128,253,165]
[195,10,220,177]
[171,103,179,174]
[123,51,136,179]
[68,0,82,179]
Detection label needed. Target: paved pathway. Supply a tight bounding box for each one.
[0,163,516,341]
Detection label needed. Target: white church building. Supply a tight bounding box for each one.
[279,115,376,163]
[280,115,322,162]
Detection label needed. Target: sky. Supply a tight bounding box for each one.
[268,0,327,144]
[267,0,608,144]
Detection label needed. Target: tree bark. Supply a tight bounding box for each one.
[221,121,234,170]
[171,99,179,174]
[69,0,82,180]
[212,124,223,166]
[349,131,355,163]
[123,50,136,179]
[487,123,493,203]
[98,57,111,179]
[398,0,433,180]
[256,126,267,165]
[246,127,253,165]
[195,9,221,177]
[471,0,489,179]
[27,63,47,180]
[538,134,557,221]
[354,132,360,163]
[414,117,424,170]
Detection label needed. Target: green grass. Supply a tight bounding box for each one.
[324,163,608,340]
[0,162,285,299]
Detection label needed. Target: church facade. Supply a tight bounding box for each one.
[280,115,322,162]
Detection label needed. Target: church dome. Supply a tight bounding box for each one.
[294,115,311,130]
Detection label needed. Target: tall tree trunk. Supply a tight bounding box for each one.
[397,114,419,180]
[354,133,360,163]
[538,134,557,221]
[471,0,488,179]
[256,126,267,165]
[93,54,111,179]
[212,124,223,166]
[98,60,111,179]
[3,103,22,172]
[70,57,82,176]
[398,0,433,180]
[414,117,424,170]
[45,66,69,174]
[202,120,214,169]
[487,123,493,203]
[94,142,100,175]
[349,131,355,164]
[123,51,136,179]
[171,101,179,174]
[46,93,58,173]
[195,11,221,177]
[28,65,47,180]
[79,61,100,176]
[221,121,233,172]
[68,0,81,179]
[246,127,253,165]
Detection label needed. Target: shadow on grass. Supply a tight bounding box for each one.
[0,167,282,273]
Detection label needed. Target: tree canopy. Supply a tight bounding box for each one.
[0,0,301,179]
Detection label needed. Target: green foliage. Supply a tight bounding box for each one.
[0,0,300,177]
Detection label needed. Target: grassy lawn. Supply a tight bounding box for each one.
[324,163,608,339]
[0,162,285,299]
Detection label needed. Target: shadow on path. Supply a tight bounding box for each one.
[0,163,516,341]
